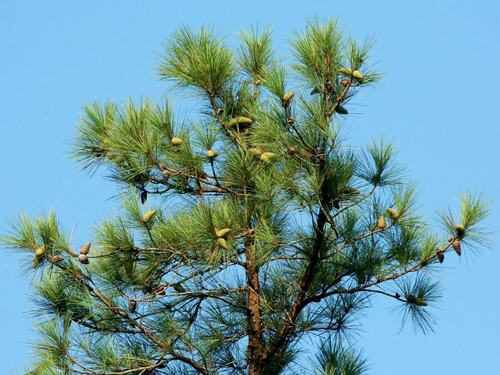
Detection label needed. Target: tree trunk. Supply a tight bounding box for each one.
[246,242,266,375]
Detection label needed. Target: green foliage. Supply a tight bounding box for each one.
[439,191,491,251]
[292,18,344,90]
[2,17,490,375]
[33,319,72,374]
[238,27,274,82]
[315,340,368,375]
[394,273,442,334]
[34,272,93,321]
[262,63,287,98]
[358,139,403,187]
[159,26,234,95]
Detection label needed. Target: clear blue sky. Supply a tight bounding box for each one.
[1,1,499,374]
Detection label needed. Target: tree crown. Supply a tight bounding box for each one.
[2,18,490,375]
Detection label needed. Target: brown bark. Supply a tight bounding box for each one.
[246,242,266,375]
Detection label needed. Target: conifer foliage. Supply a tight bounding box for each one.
[2,19,490,375]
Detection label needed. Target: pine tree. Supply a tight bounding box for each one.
[2,19,490,375]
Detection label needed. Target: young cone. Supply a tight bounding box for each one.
[387,207,400,222]
[34,246,45,258]
[171,137,183,146]
[206,149,217,159]
[228,116,253,127]
[142,210,157,224]
[352,70,365,82]
[338,67,352,75]
[215,228,231,238]
[282,92,294,106]
[217,237,229,250]
[249,147,263,156]
[260,152,276,163]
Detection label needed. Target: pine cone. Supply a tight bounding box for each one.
[128,299,137,313]
[217,237,229,249]
[171,137,183,146]
[260,152,276,163]
[339,79,350,87]
[249,147,263,156]
[338,67,353,75]
[78,253,89,264]
[452,240,462,256]
[377,216,386,230]
[80,242,91,255]
[142,210,157,224]
[387,208,400,222]
[215,228,231,238]
[282,91,294,106]
[140,190,148,204]
[206,149,217,158]
[352,70,365,82]
[35,246,45,258]
[335,105,348,115]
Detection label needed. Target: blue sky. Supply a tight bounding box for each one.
[1,1,499,373]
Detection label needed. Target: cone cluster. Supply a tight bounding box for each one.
[337,67,365,83]
[228,116,253,127]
